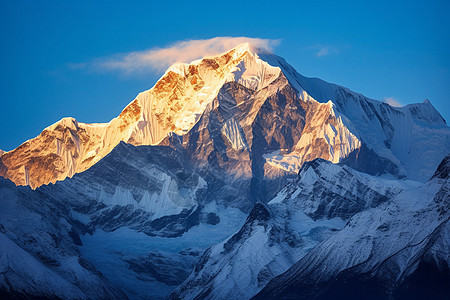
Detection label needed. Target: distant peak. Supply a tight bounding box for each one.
[422,99,431,105]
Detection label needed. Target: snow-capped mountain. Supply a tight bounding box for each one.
[170,159,416,299]
[260,52,450,181]
[255,154,450,300]
[0,43,449,299]
[2,44,448,190]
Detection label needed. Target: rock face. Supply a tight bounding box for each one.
[0,45,281,189]
[254,155,450,300]
[170,159,411,300]
[2,44,448,189]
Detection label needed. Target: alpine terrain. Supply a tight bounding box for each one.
[0,43,449,299]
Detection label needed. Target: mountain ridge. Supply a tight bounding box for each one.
[1,43,448,189]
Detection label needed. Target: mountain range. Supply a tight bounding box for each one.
[0,43,448,299]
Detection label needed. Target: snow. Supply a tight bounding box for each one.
[1,43,449,300]
[263,99,361,174]
[0,234,85,299]
[258,51,449,181]
[263,150,303,173]
[225,50,281,91]
[79,202,246,299]
[221,118,248,150]
[0,179,125,299]
[173,199,346,299]
[263,174,449,297]
[3,43,288,188]
[4,42,449,189]
[173,157,426,299]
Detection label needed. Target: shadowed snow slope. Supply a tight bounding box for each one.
[255,154,450,300]
[170,159,416,300]
[1,141,248,299]
[0,178,126,299]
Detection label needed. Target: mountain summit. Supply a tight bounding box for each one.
[1,43,449,190]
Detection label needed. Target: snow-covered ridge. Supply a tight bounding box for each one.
[1,43,448,189]
[255,155,450,299]
[171,158,412,299]
[130,43,281,145]
[264,99,361,173]
[259,51,450,180]
[0,43,284,188]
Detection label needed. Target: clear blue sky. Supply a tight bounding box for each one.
[1,0,449,151]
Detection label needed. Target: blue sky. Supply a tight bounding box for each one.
[1,0,449,151]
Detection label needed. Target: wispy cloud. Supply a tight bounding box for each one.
[71,37,279,75]
[383,97,403,107]
[308,44,343,57]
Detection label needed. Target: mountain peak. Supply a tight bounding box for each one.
[230,42,270,56]
[2,43,449,189]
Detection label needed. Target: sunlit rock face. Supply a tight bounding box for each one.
[1,43,448,189]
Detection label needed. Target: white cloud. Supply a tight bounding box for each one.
[383,97,403,107]
[75,37,279,75]
[316,46,332,57]
[308,44,342,57]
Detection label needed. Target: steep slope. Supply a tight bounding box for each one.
[163,75,307,207]
[170,159,413,299]
[35,142,246,299]
[1,42,449,299]
[40,142,206,237]
[260,52,450,180]
[255,155,450,300]
[0,178,125,299]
